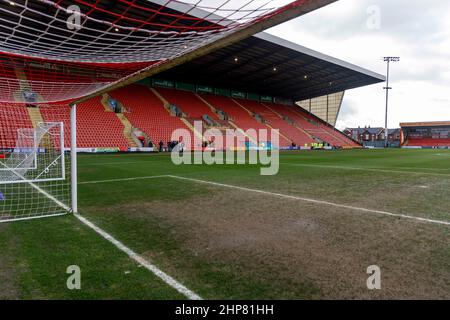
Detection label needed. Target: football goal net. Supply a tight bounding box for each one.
[0,0,329,222]
[0,105,75,222]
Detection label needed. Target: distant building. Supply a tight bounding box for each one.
[400,121,450,148]
[344,127,401,147]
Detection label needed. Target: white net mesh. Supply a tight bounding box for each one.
[1,0,296,62]
[0,0,315,221]
[0,0,307,103]
[0,104,71,222]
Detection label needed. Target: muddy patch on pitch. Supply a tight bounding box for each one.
[0,225,20,299]
[110,186,450,299]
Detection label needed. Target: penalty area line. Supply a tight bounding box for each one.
[281,163,450,177]
[74,213,202,300]
[1,171,199,298]
[168,175,450,227]
[78,175,169,185]
[77,176,202,299]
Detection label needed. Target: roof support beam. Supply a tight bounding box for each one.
[268,65,348,91]
[233,56,321,85]
[197,41,257,68]
[271,71,358,96]
[212,48,288,83]
[295,78,373,100]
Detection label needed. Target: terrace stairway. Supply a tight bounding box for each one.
[101,94,113,112]
[27,107,45,129]
[116,113,138,147]
[27,107,52,148]
[14,68,32,91]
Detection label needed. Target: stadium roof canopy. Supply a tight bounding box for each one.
[156,31,386,101]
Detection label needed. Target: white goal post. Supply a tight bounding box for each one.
[0,104,77,222]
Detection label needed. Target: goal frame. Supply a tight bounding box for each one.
[0,104,77,223]
[71,104,78,214]
[0,122,66,184]
[0,129,38,172]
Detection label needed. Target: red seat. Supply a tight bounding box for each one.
[201,95,286,147]
[0,104,33,148]
[265,102,359,147]
[406,138,450,147]
[238,99,312,147]
[40,97,129,148]
[109,85,193,148]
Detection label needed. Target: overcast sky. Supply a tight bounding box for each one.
[266,0,450,130]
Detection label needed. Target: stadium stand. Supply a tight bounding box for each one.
[109,85,192,148]
[113,85,359,149]
[401,122,450,148]
[0,104,33,148]
[237,99,314,146]
[264,102,358,147]
[285,105,350,146]
[200,94,289,147]
[1,84,361,150]
[405,138,450,147]
[155,88,218,121]
[41,97,129,149]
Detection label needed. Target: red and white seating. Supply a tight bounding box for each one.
[155,88,218,121]
[238,99,313,147]
[200,95,286,146]
[2,83,361,150]
[109,84,191,147]
[406,138,450,147]
[0,104,33,148]
[41,97,129,149]
[265,102,358,147]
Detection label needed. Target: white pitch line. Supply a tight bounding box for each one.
[80,160,450,175]
[282,163,450,177]
[0,161,71,223]
[0,212,68,224]
[1,171,200,299]
[168,175,450,227]
[79,175,169,185]
[78,161,156,167]
[74,213,202,300]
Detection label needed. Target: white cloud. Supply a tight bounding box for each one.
[267,0,450,129]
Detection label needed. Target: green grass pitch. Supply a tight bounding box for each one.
[0,149,449,299]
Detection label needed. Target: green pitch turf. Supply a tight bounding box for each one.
[1,149,449,299]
